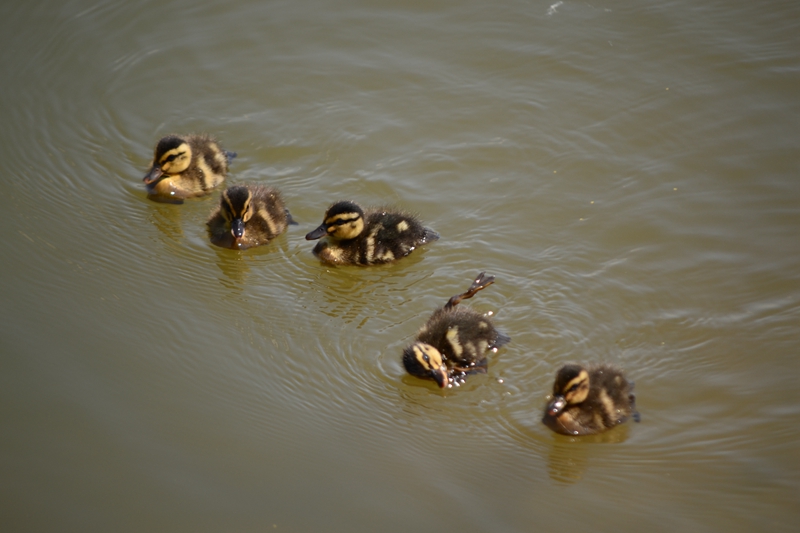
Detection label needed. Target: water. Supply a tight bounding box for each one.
[1,1,798,531]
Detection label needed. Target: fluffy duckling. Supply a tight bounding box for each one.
[403,272,510,388]
[305,200,438,265]
[207,185,295,250]
[143,134,234,202]
[542,364,639,436]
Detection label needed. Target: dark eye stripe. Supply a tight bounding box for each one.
[163,151,185,164]
[330,217,359,226]
[567,380,585,393]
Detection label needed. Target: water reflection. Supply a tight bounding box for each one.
[547,440,589,484]
[399,374,452,396]
[4,0,799,529]
[546,425,633,484]
[146,201,185,242]
[309,259,433,326]
[212,247,250,291]
[211,236,291,289]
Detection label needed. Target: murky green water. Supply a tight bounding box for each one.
[1,1,798,531]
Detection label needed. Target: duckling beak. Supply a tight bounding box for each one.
[432,365,449,388]
[143,165,164,184]
[231,219,245,239]
[305,224,328,240]
[546,396,568,417]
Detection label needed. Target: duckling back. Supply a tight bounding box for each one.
[144,134,233,202]
[417,306,508,371]
[364,209,438,262]
[207,184,291,250]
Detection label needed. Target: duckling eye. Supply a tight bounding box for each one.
[163,152,184,164]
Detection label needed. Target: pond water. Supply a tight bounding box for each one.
[1,1,798,531]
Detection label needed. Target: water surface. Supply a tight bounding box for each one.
[1,1,798,531]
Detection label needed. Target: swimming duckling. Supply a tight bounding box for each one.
[305,200,438,265]
[207,184,295,250]
[403,272,510,388]
[143,134,234,203]
[542,363,639,436]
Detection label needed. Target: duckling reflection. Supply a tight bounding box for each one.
[207,184,295,250]
[307,268,419,326]
[542,363,639,436]
[546,440,589,484]
[146,200,185,243]
[143,134,234,203]
[212,247,250,294]
[305,200,438,265]
[403,272,510,388]
[546,421,633,484]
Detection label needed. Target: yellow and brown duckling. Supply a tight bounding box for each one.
[207,184,295,250]
[305,200,438,265]
[542,363,639,436]
[402,272,510,388]
[143,134,235,203]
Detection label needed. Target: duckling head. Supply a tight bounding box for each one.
[219,186,253,240]
[305,200,365,241]
[402,342,448,388]
[546,364,590,417]
[143,135,193,184]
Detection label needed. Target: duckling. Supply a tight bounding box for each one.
[542,363,639,436]
[207,184,295,250]
[305,200,438,265]
[143,134,234,203]
[402,272,510,388]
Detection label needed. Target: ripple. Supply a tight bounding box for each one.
[3,0,800,529]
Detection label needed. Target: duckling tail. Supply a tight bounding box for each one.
[630,393,640,422]
[493,331,511,349]
[421,227,439,243]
